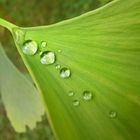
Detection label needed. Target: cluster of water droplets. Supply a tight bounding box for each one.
[15,29,117,119]
[20,37,71,79]
[68,90,93,107]
[68,90,117,118]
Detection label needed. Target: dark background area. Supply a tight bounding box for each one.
[0,0,112,139]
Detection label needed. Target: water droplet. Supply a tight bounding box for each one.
[58,49,62,53]
[109,111,117,118]
[13,28,25,44]
[68,91,75,97]
[55,64,61,70]
[60,67,71,78]
[40,41,47,48]
[22,40,38,55]
[73,100,80,106]
[82,90,93,101]
[40,51,55,65]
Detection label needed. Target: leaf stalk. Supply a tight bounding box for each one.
[0,18,17,32]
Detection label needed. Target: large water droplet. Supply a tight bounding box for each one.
[68,91,75,97]
[73,100,80,107]
[40,51,55,65]
[55,64,61,70]
[22,40,38,55]
[60,67,71,78]
[109,111,117,118]
[82,90,93,101]
[40,41,47,48]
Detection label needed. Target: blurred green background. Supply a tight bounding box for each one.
[0,0,112,139]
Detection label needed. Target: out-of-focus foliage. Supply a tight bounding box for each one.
[0,0,112,26]
[0,99,54,140]
[0,45,45,133]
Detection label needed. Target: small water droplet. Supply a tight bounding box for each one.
[58,49,62,53]
[40,41,47,48]
[40,51,55,65]
[60,67,71,78]
[68,91,75,97]
[82,91,93,101]
[55,64,61,69]
[109,111,117,118]
[22,40,38,55]
[13,28,25,44]
[73,100,80,106]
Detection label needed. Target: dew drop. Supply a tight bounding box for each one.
[68,91,75,97]
[73,100,80,106]
[22,40,38,55]
[40,51,55,65]
[109,111,117,118]
[13,28,25,44]
[82,90,93,101]
[55,64,61,70]
[40,41,47,48]
[58,49,62,53]
[60,67,71,78]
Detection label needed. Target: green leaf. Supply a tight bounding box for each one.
[0,44,45,132]
[1,0,140,139]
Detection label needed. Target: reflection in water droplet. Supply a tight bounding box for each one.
[68,91,74,97]
[22,40,38,55]
[60,67,71,78]
[109,111,117,118]
[40,41,47,48]
[55,64,61,70]
[83,91,93,101]
[40,51,55,65]
[73,100,80,106]
[39,51,43,56]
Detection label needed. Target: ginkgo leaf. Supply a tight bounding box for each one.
[0,0,140,139]
[0,44,45,132]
